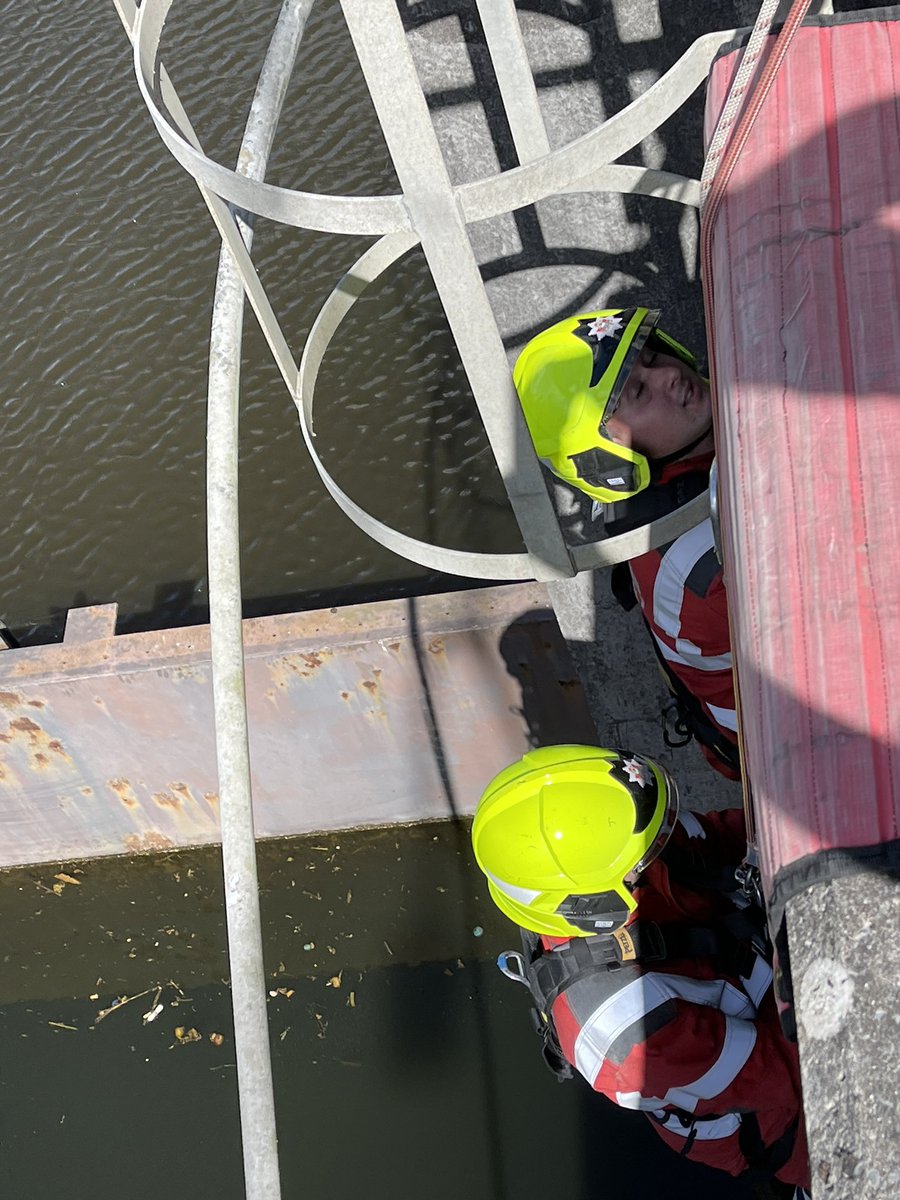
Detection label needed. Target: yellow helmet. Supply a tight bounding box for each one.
[472,745,678,938]
[513,307,699,504]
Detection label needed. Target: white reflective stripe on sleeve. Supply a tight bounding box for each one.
[677,812,706,839]
[652,521,715,639]
[572,973,756,1083]
[653,630,733,673]
[655,1111,742,1140]
[616,1091,668,1111]
[483,868,540,907]
[663,1015,757,1113]
[740,953,773,1009]
[707,702,738,732]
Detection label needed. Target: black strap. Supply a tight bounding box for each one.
[528,913,768,1017]
[738,1112,799,1175]
[604,468,710,539]
[660,841,743,894]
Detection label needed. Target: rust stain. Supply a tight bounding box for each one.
[428,638,446,656]
[123,831,175,853]
[340,691,350,702]
[203,792,219,808]
[387,642,401,654]
[27,699,45,709]
[171,782,193,803]
[268,656,295,691]
[10,716,41,736]
[6,715,73,768]
[0,733,10,743]
[0,691,21,708]
[80,786,93,796]
[361,680,377,694]
[296,648,334,678]
[108,778,139,808]
[153,791,178,809]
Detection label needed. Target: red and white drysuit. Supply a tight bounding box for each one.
[610,451,740,779]
[541,809,809,1189]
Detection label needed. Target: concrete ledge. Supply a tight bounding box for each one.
[790,874,900,1199]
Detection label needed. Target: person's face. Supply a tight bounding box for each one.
[603,345,713,461]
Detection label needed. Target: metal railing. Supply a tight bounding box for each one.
[113,3,743,1195]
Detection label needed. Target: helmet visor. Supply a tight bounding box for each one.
[625,775,679,884]
[599,309,659,427]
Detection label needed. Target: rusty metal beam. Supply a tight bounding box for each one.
[0,584,595,870]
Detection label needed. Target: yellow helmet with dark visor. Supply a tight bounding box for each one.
[513,307,698,504]
[472,745,679,939]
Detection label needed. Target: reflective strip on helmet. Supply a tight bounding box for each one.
[572,972,757,1087]
[483,868,541,908]
[707,702,738,732]
[651,1110,742,1141]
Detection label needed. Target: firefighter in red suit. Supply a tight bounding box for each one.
[514,308,739,779]
[472,745,809,1197]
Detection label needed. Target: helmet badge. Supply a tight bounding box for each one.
[586,314,623,341]
[622,756,651,787]
[572,307,637,388]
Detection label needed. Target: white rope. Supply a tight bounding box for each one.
[699,0,781,218]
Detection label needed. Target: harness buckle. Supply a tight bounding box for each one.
[734,860,764,908]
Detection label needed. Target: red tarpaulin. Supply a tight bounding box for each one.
[705,13,900,935]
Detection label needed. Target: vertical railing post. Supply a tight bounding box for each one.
[340,0,575,583]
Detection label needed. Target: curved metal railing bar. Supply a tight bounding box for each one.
[456,29,735,224]
[133,0,411,236]
[129,0,726,579]
[298,232,710,577]
[201,5,317,1198]
[116,1,314,1196]
[134,0,727,234]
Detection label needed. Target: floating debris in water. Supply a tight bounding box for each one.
[174,1026,201,1044]
[209,1032,225,1047]
[473,926,483,937]
[142,1002,164,1025]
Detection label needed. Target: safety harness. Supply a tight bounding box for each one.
[496,859,795,1176]
[605,469,742,778]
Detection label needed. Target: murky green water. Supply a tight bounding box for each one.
[0,822,758,1199]
[0,0,519,646]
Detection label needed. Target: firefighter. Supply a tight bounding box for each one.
[472,744,809,1197]
[514,309,739,779]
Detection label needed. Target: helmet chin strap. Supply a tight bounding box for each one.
[650,421,714,473]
